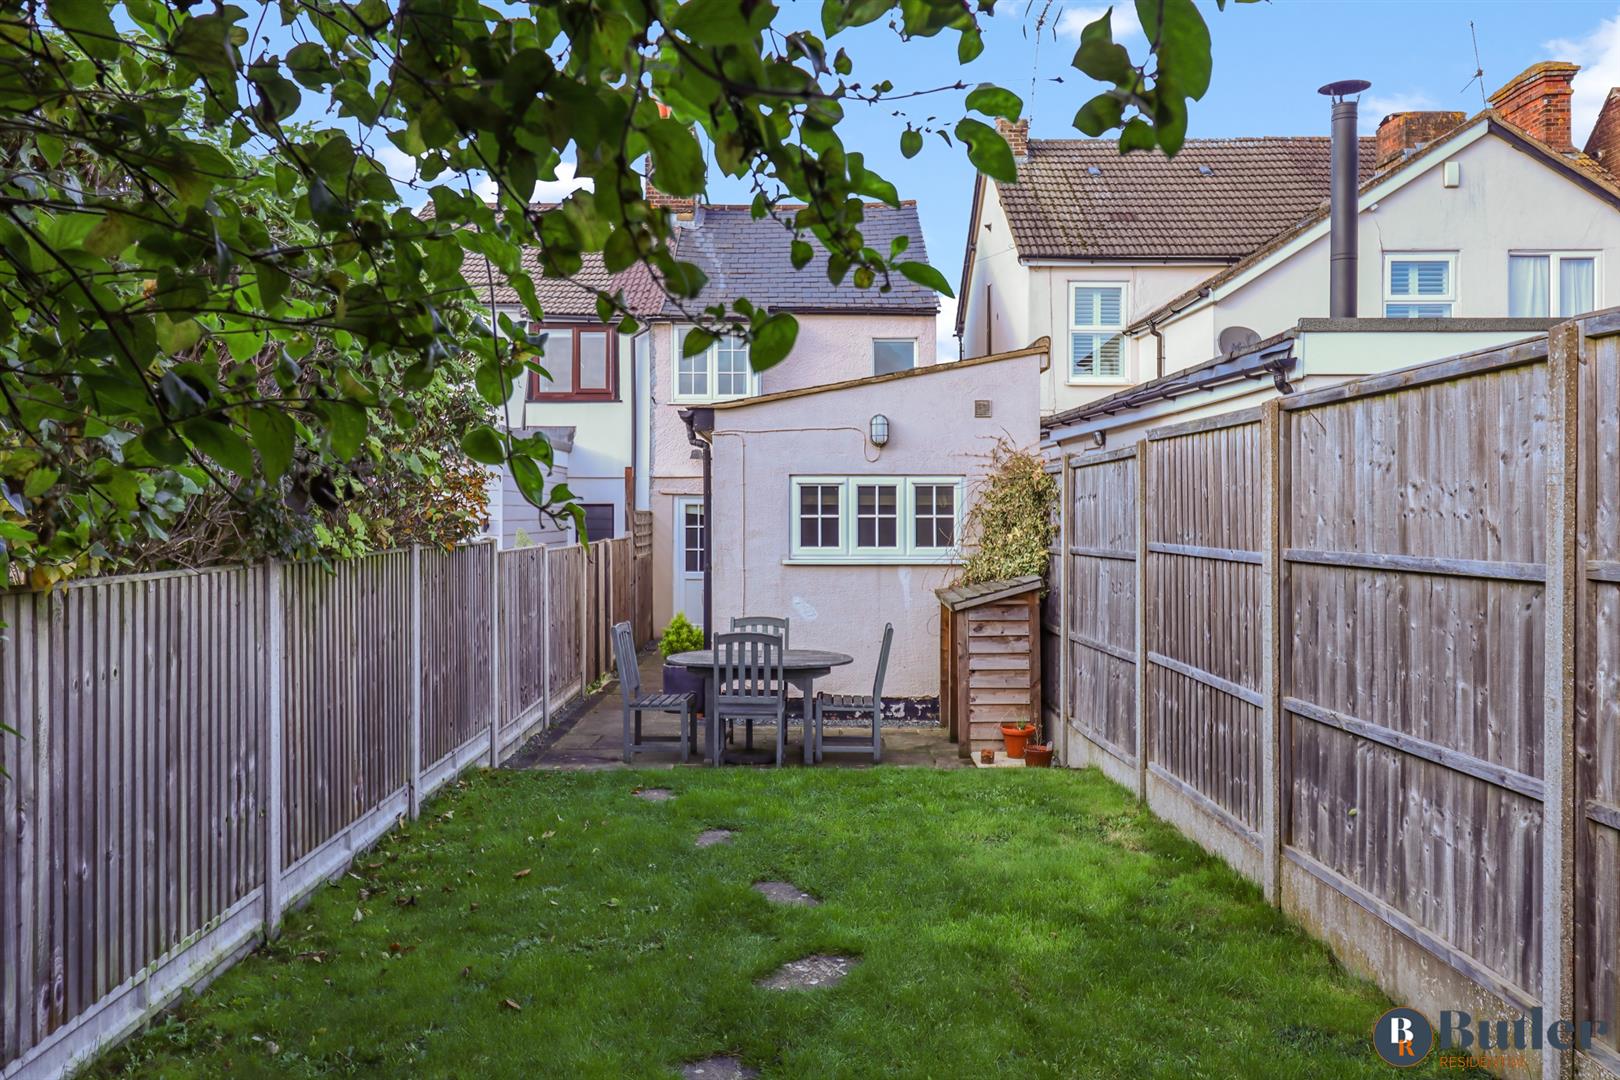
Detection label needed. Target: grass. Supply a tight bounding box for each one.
[91,767,1467,1078]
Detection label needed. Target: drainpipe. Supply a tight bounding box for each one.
[679,407,715,642]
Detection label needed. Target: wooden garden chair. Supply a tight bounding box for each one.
[813,623,893,764]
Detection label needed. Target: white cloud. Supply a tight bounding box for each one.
[1054,4,1142,43]
[1548,12,1620,146]
[472,161,595,205]
[936,294,960,363]
[1359,91,1439,135]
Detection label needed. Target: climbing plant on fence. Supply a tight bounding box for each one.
[958,439,1057,590]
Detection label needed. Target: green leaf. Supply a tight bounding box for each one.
[183,419,254,478]
[896,260,955,298]
[509,454,546,505]
[642,120,705,197]
[672,0,768,46]
[46,0,120,58]
[953,119,1017,183]
[323,401,367,461]
[682,328,717,357]
[475,357,514,406]
[965,84,1023,122]
[23,468,58,498]
[247,407,295,481]
[461,425,505,465]
[749,313,798,371]
[900,129,923,159]
[1140,0,1213,100]
[1073,92,1126,137]
[1070,9,1134,85]
[957,25,984,64]
[790,240,814,269]
[83,212,137,258]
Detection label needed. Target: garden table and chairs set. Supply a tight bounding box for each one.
[610,616,893,766]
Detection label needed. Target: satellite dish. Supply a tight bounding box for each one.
[1218,326,1262,355]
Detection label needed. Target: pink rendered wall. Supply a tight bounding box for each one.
[706,350,1041,697]
[649,311,939,630]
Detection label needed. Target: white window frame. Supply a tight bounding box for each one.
[1383,252,1458,318]
[872,338,918,376]
[671,326,760,403]
[1067,281,1128,385]
[1507,250,1601,318]
[787,475,965,564]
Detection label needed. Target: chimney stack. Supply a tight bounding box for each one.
[1319,79,1370,319]
[645,101,699,219]
[1489,61,1580,151]
[1375,111,1466,171]
[996,117,1029,163]
[1586,88,1620,168]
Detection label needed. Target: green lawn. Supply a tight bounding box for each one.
[91,767,1459,1078]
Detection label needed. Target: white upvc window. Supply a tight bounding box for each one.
[1508,252,1599,318]
[673,328,758,403]
[873,338,917,376]
[1068,282,1126,383]
[788,476,964,563]
[1384,253,1457,317]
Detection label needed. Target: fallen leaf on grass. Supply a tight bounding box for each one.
[352,908,364,924]
[501,998,522,1011]
[513,868,532,880]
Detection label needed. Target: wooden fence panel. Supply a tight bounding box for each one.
[0,567,267,1070]
[1041,463,1063,725]
[499,547,548,733]
[1281,355,1551,1008]
[282,551,412,866]
[1578,321,1620,1070]
[1066,448,1138,766]
[1144,416,1264,838]
[548,544,584,701]
[419,546,494,770]
[633,511,654,644]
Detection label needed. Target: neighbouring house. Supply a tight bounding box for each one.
[690,342,1045,699]
[461,237,666,544]
[1039,61,1620,449]
[960,61,1620,442]
[641,196,942,633]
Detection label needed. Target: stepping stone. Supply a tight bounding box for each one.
[694,829,734,848]
[632,787,674,802]
[681,1056,758,1079]
[757,954,857,990]
[753,880,818,906]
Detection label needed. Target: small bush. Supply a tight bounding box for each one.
[657,613,705,658]
[958,440,1058,591]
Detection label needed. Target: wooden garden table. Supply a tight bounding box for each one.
[665,648,854,764]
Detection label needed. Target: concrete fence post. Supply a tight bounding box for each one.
[1058,459,1072,767]
[1259,401,1284,906]
[263,559,285,938]
[1542,320,1580,1080]
[407,545,423,818]
[1133,439,1148,801]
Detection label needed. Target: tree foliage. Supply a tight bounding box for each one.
[0,0,1241,582]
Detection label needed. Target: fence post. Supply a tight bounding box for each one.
[1542,320,1580,1080]
[1259,401,1284,905]
[263,560,284,938]
[1132,439,1148,801]
[407,546,423,818]
[488,540,502,767]
[1058,458,1072,768]
[541,545,551,731]
[578,543,588,695]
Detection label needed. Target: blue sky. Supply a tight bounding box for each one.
[350,1,1620,355]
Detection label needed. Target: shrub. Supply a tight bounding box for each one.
[958,440,1058,592]
[658,613,705,659]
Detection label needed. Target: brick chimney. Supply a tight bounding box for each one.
[1489,61,1580,151]
[996,117,1029,163]
[1374,111,1466,170]
[645,101,698,219]
[1585,87,1620,169]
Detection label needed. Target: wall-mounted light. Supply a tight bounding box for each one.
[869,414,890,447]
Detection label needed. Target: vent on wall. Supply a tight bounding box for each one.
[974,400,992,418]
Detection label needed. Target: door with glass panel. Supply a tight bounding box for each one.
[673,496,705,630]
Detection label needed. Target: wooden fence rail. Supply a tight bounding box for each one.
[1045,318,1619,1080]
[0,534,648,1079]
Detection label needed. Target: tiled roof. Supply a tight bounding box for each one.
[995,136,1377,259]
[457,248,665,319]
[661,202,939,315]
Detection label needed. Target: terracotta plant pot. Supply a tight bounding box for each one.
[979,747,996,765]
[1024,743,1054,768]
[1000,723,1035,759]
